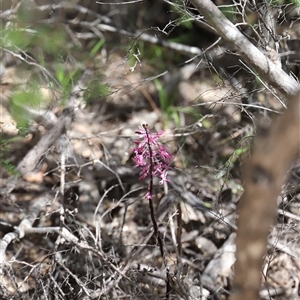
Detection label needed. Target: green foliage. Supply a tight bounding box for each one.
[219,5,238,20]
[1,4,110,181]
[216,141,250,179]
[2,5,109,136]
[169,32,195,44]
[154,79,180,126]
[154,79,201,128]
[2,23,66,56]
[2,28,31,50]
[4,22,109,126]
[1,159,19,176]
[0,138,19,176]
[54,64,81,105]
[290,0,300,5]
[9,85,43,130]
[198,118,213,129]
[267,0,300,6]
[2,15,74,128]
[137,41,170,72]
[89,39,106,58]
[170,0,193,29]
[154,79,169,112]
[84,75,110,104]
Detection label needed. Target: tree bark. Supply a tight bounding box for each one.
[232,92,300,299]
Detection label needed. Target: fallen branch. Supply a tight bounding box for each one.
[16,70,93,176]
[0,195,49,273]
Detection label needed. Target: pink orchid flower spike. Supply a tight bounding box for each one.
[132,124,172,199]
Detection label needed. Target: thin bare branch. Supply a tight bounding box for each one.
[189,0,300,96]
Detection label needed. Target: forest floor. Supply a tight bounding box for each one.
[1,50,300,299]
[0,1,300,299]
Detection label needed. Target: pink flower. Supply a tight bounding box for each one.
[132,124,172,200]
[135,128,163,146]
[157,145,172,163]
[133,153,146,167]
[145,191,152,200]
[159,171,170,185]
